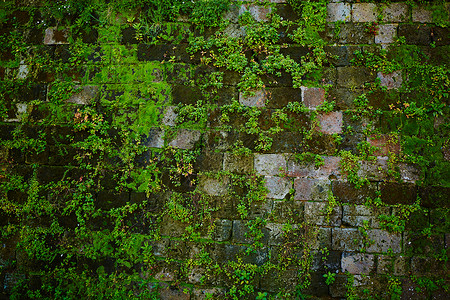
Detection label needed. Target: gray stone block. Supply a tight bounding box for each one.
[239,89,266,107]
[293,178,330,201]
[352,3,377,22]
[265,176,292,199]
[169,129,201,149]
[366,229,402,253]
[304,201,342,226]
[341,252,375,274]
[327,2,351,22]
[223,153,254,174]
[342,205,390,229]
[375,24,397,44]
[332,228,364,251]
[382,3,409,22]
[254,153,287,176]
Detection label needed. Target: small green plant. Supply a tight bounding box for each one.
[323,271,336,286]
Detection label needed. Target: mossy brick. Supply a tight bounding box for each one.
[337,66,376,88]
[280,46,310,63]
[274,3,298,22]
[259,269,298,293]
[352,3,377,22]
[194,151,223,172]
[80,28,98,44]
[215,86,238,106]
[44,27,69,45]
[329,274,349,297]
[37,166,69,184]
[198,175,229,196]
[332,181,378,205]
[327,87,363,110]
[0,124,16,140]
[212,219,232,241]
[430,208,450,233]
[375,24,397,44]
[412,6,433,23]
[302,87,325,108]
[357,158,389,181]
[301,272,330,297]
[429,45,450,65]
[171,84,202,105]
[137,44,173,61]
[332,228,364,251]
[25,149,48,164]
[213,196,237,219]
[382,3,409,22]
[266,87,301,108]
[418,186,450,208]
[254,153,287,176]
[158,283,190,300]
[265,176,292,199]
[341,253,375,275]
[333,23,375,44]
[223,153,253,174]
[304,202,342,226]
[121,27,137,44]
[317,111,343,134]
[366,89,400,110]
[327,2,351,22]
[239,89,266,107]
[380,182,417,205]
[377,255,409,276]
[293,178,330,201]
[398,24,432,45]
[433,27,450,46]
[368,134,400,156]
[343,205,390,229]
[324,45,360,67]
[25,28,44,44]
[232,220,269,244]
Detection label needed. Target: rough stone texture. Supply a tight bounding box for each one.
[287,156,341,179]
[293,178,330,201]
[67,85,99,104]
[327,2,351,22]
[332,23,375,44]
[352,3,377,23]
[213,219,232,241]
[162,106,178,126]
[254,153,287,176]
[341,253,375,275]
[368,134,400,156]
[198,175,228,196]
[377,255,409,276]
[302,87,325,108]
[332,181,377,205]
[223,153,254,174]
[239,4,271,22]
[366,229,402,253]
[317,111,343,134]
[169,129,201,149]
[412,6,433,23]
[304,202,342,227]
[265,176,292,199]
[358,158,388,181]
[332,228,364,251]
[377,70,403,89]
[145,128,165,148]
[342,205,390,229]
[239,89,266,107]
[399,163,420,183]
[382,3,409,22]
[337,66,376,88]
[380,182,417,205]
[398,24,432,45]
[44,27,69,44]
[375,25,397,44]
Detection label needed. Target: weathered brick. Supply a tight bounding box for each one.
[317,111,343,134]
[213,219,232,241]
[377,70,402,89]
[169,129,201,150]
[332,181,378,205]
[358,158,388,181]
[368,134,400,156]
[380,182,417,205]
[198,175,229,196]
[398,24,432,45]
[239,89,266,107]
[223,153,254,174]
[418,186,450,208]
[302,87,325,108]
[412,6,433,23]
[265,176,292,199]
[254,153,287,176]
[398,163,420,183]
[232,220,269,244]
[304,202,342,226]
[239,4,271,22]
[382,3,409,22]
[333,23,375,44]
[67,85,99,105]
[337,66,376,88]
[265,222,285,246]
[342,205,390,229]
[366,229,401,253]
[293,178,330,201]
[377,255,409,276]
[332,228,364,251]
[341,253,375,275]
[352,3,377,23]
[266,87,301,108]
[287,156,341,179]
[327,2,351,22]
[375,24,397,44]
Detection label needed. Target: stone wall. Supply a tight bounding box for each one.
[0,0,449,299]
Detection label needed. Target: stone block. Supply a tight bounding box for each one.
[317,111,343,134]
[240,4,271,22]
[254,153,287,176]
[192,288,226,300]
[44,27,69,44]
[327,2,351,22]
[198,175,229,196]
[304,201,342,226]
[342,205,390,229]
[302,87,325,108]
[293,178,330,201]
[352,3,377,22]
[368,134,400,156]
[162,106,178,126]
[310,227,332,250]
[398,163,420,183]
[382,3,409,22]
[266,87,301,108]
[377,70,402,89]
[412,6,433,23]
[375,24,397,44]
[341,253,375,275]
[195,151,223,172]
[337,66,376,88]
[332,228,364,251]
[332,181,378,205]
[265,176,292,199]
[377,255,409,276]
[67,85,99,105]
[213,219,232,241]
[366,229,402,253]
[380,182,417,205]
[232,220,269,244]
[239,89,266,107]
[223,153,254,174]
[265,222,285,246]
[287,156,341,179]
[169,129,201,149]
[398,24,432,45]
[358,158,388,181]
[159,283,190,300]
[334,23,375,44]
